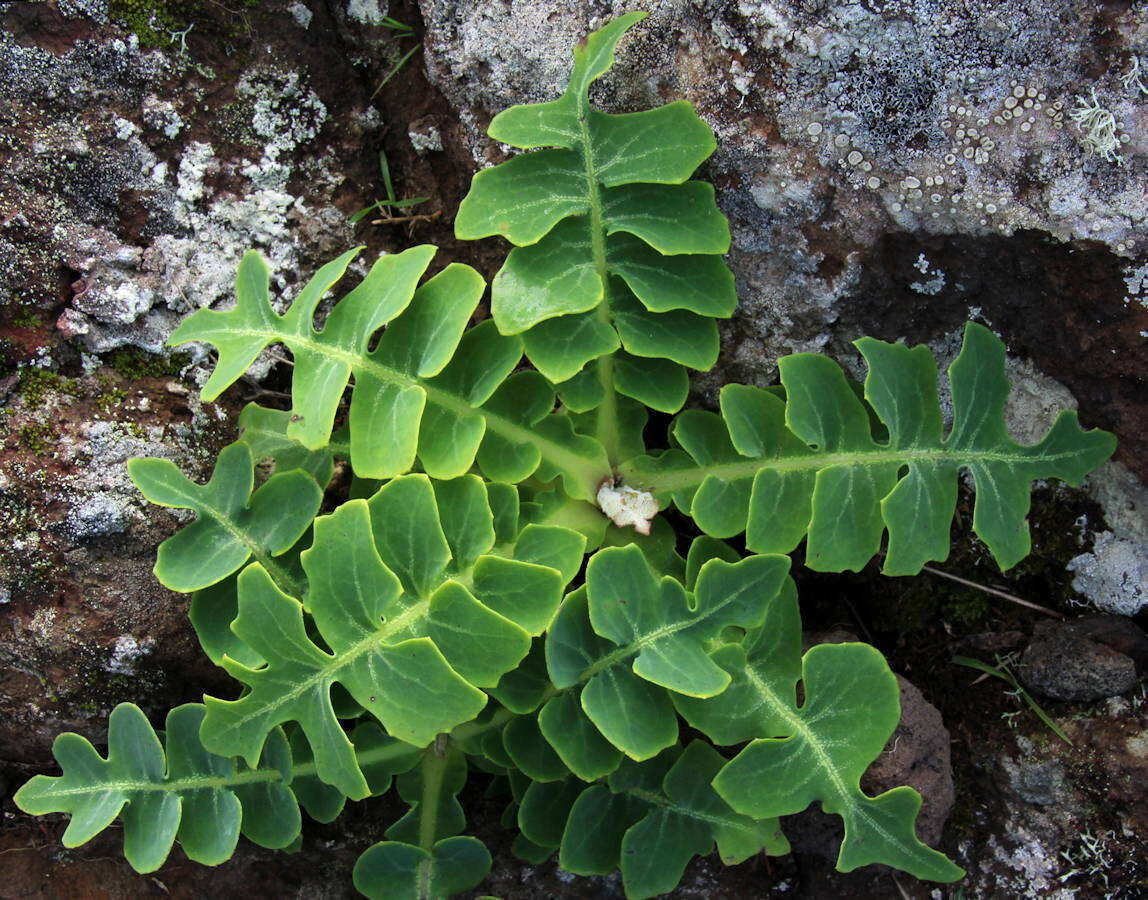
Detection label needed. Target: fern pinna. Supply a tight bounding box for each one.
[16,12,1115,900]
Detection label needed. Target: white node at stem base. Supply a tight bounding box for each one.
[596,480,659,535]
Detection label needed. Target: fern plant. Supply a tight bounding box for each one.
[455,10,735,457]
[15,13,1116,899]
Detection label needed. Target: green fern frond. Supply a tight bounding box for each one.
[171,247,611,499]
[455,12,732,411]
[621,322,1116,574]
[200,475,585,798]
[542,545,791,764]
[13,704,300,873]
[128,442,320,594]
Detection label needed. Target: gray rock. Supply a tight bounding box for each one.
[65,493,132,540]
[421,0,1147,352]
[1069,533,1148,616]
[1020,616,1145,702]
[0,24,357,356]
[0,0,392,766]
[1001,755,1068,806]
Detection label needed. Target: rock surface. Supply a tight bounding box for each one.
[0,0,432,761]
[862,675,956,845]
[1021,615,1147,701]
[1068,532,1148,616]
[421,0,1148,583]
[421,0,1147,477]
[1,0,1147,897]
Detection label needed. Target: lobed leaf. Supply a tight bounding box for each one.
[172,247,611,499]
[128,442,320,594]
[354,837,491,900]
[543,545,791,761]
[454,12,733,399]
[13,704,299,873]
[289,722,421,823]
[620,323,1116,574]
[354,744,491,900]
[553,742,788,899]
[200,475,584,798]
[703,631,964,880]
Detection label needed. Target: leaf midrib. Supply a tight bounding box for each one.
[619,445,1087,493]
[578,94,621,467]
[574,581,741,685]
[220,534,546,738]
[35,710,518,800]
[622,785,763,837]
[29,740,403,798]
[222,595,432,736]
[217,327,604,494]
[740,666,906,854]
[159,483,304,597]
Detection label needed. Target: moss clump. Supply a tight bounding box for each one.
[942,592,991,626]
[16,368,81,409]
[17,422,56,453]
[108,0,262,49]
[96,386,130,417]
[108,0,196,48]
[9,307,42,328]
[106,348,191,380]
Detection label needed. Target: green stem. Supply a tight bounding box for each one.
[415,743,450,898]
[33,710,515,801]
[577,96,620,469]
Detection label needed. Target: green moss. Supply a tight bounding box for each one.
[108,0,195,48]
[16,368,81,409]
[942,593,991,626]
[108,0,262,49]
[106,348,191,380]
[17,422,56,453]
[9,307,41,328]
[96,386,130,417]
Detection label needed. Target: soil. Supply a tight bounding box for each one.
[1,2,1146,899]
